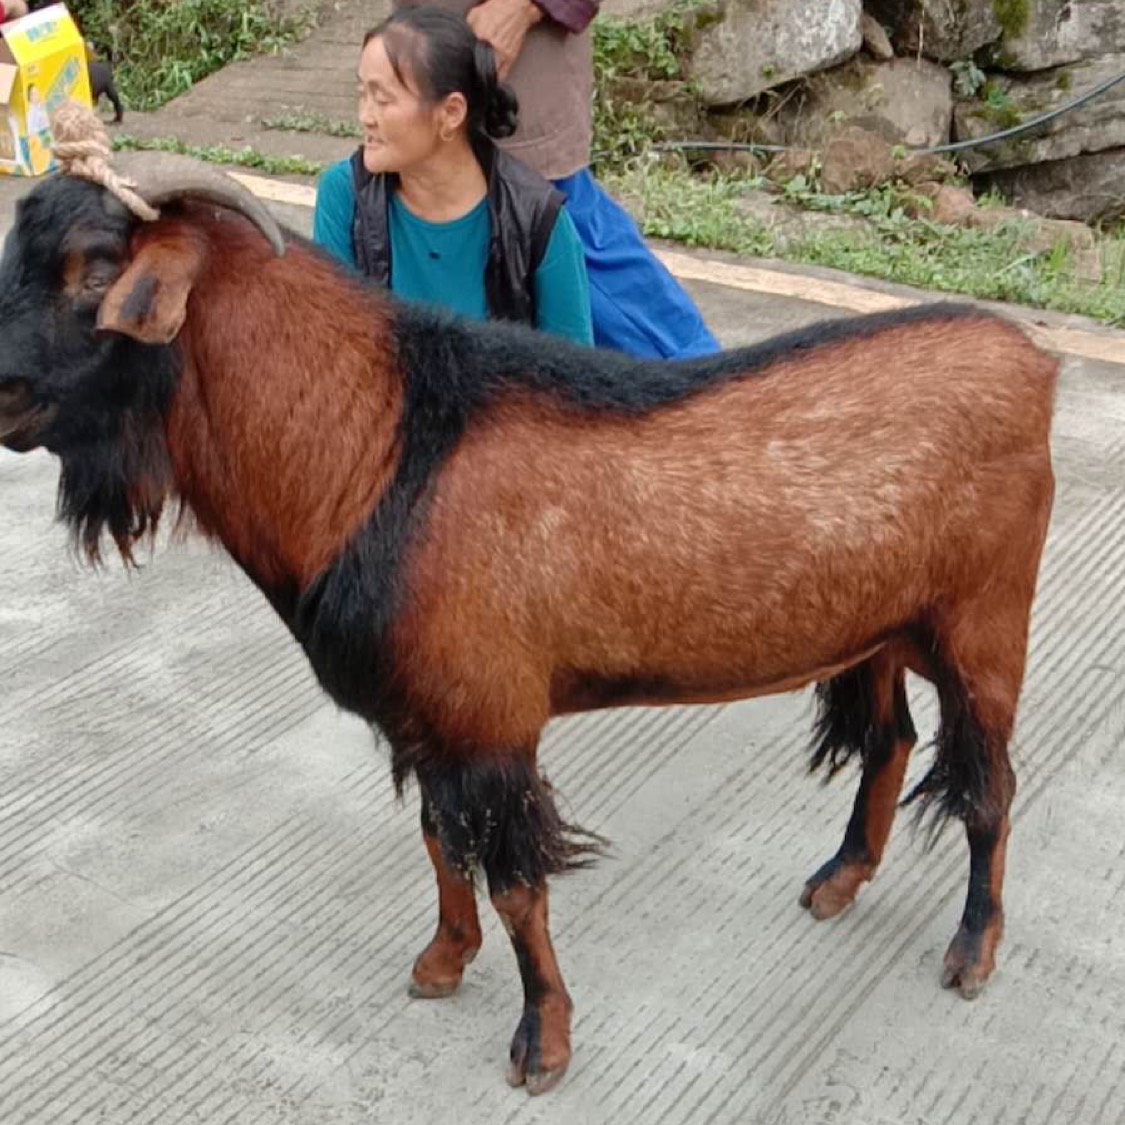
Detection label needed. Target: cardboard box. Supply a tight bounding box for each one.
[0,3,92,177]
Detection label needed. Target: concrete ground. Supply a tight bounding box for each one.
[83,0,384,167]
[3,167,1125,1124]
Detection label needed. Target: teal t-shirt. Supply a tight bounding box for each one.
[313,159,592,346]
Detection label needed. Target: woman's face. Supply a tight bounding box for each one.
[357,36,461,175]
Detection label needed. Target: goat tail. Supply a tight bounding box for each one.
[809,663,878,778]
[902,680,995,845]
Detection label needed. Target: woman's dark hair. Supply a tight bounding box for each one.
[363,6,519,141]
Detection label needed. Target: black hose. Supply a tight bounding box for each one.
[653,68,1125,159]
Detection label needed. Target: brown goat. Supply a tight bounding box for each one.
[0,163,1058,1095]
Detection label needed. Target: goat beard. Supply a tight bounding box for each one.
[56,410,177,567]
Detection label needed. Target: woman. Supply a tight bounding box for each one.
[422,0,721,360]
[313,6,592,346]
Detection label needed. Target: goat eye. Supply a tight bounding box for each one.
[83,262,118,294]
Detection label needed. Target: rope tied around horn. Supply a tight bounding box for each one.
[50,101,159,222]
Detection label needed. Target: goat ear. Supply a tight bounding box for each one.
[98,236,205,345]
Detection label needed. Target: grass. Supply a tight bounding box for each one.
[113,134,327,178]
[262,113,361,139]
[68,0,312,112]
[604,160,1125,327]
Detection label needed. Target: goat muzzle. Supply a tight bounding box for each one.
[0,383,56,452]
[113,153,287,257]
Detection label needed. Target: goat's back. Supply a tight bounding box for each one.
[392,309,1057,732]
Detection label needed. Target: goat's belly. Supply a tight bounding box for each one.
[550,641,887,714]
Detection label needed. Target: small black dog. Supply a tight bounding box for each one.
[19,3,124,124]
[85,42,123,124]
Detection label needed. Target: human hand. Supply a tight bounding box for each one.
[467,0,543,79]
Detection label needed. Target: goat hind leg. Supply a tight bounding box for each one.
[926,627,1022,999]
[801,653,916,920]
[943,806,1011,999]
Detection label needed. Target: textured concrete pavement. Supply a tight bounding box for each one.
[2,177,1125,1124]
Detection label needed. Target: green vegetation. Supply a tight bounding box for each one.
[605,162,1125,327]
[980,82,1023,129]
[991,0,1031,40]
[263,112,362,139]
[951,59,987,98]
[113,134,326,178]
[591,1,701,170]
[67,0,311,111]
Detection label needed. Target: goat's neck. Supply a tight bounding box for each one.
[166,257,404,593]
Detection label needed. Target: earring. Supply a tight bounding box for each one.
[439,127,454,143]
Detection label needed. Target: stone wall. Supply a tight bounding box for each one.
[600,0,1125,222]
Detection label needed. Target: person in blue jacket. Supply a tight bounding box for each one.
[314,5,592,346]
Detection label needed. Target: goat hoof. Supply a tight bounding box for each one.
[941,921,1001,1000]
[507,998,571,1096]
[409,976,460,999]
[409,938,479,999]
[799,855,872,920]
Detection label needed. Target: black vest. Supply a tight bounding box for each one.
[350,145,565,326]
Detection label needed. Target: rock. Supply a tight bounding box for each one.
[819,126,896,192]
[606,77,705,136]
[923,183,978,225]
[599,0,676,20]
[707,107,787,149]
[735,187,874,249]
[965,201,1041,231]
[953,52,1125,173]
[776,56,953,150]
[865,0,1002,62]
[706,148,766,175]
[764,148,818,184]
[1025,216,1096,254]
[898,181,945,219]
[687,0,863,107]
[966,206,1102,280]
[1028,219,1101,280]
[894,151,959,185]
[990,0,1125,71]
[978,146,1125,223]
[861,12,895,60]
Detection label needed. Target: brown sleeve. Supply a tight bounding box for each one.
[533,0,599,35]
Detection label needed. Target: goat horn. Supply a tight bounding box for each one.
[112,152,286,256]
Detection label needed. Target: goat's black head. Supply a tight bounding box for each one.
[0,175,140,455]
[0,154,285,559]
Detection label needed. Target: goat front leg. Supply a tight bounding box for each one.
[492,881,572,1095]
[417,750,597,1093]
[410,787,483,999]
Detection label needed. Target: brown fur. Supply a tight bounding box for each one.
[390,320,1055,753]
[137,218,405,590]
[411,832,483,998]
